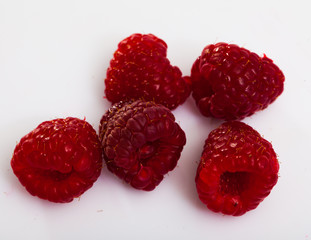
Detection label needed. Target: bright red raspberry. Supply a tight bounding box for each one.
[11,117,103,203]
[99,100,186,191]
[191,42,285,120]
[105,33,191,110]
[195,121,279,216]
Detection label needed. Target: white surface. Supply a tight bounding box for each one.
[1,0,311,239]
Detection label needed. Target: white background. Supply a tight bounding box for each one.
[1,0,310,239]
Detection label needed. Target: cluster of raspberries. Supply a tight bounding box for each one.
[11,33,284,216]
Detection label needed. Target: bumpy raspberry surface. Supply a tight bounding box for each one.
[11,117,103,203]
[191,42,284,120]
[195,121,279,216]
[105,33,191,110]
[99,100,186,191]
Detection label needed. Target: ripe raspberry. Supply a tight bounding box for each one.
[99,100,186,191]
[195,121,279,216]
[11,117,103,203]
[105,33,191,110]
[191,42,285,120]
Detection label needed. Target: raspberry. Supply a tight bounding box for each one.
[99,100,186,191]
[11,117,103,203]
[195,121,279,216]
[191,42,285,120]
[105,33,191,110]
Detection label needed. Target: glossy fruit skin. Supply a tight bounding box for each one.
[99,100,186,191]
[191,42,285,120]
[195,121,279,216]
[105,33,191,110]
[11,117,103,203]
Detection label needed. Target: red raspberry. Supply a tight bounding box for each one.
[191,42,285,120]
[99,100,186,191]
[105,33,191,110]
[195,121,279,216]
[11,117,103,203]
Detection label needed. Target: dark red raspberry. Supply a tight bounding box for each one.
[191,42,285,120]
[195,121,279,216]
[105,33,191,110]
[11,117,103,203]
[99,100,186,191]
